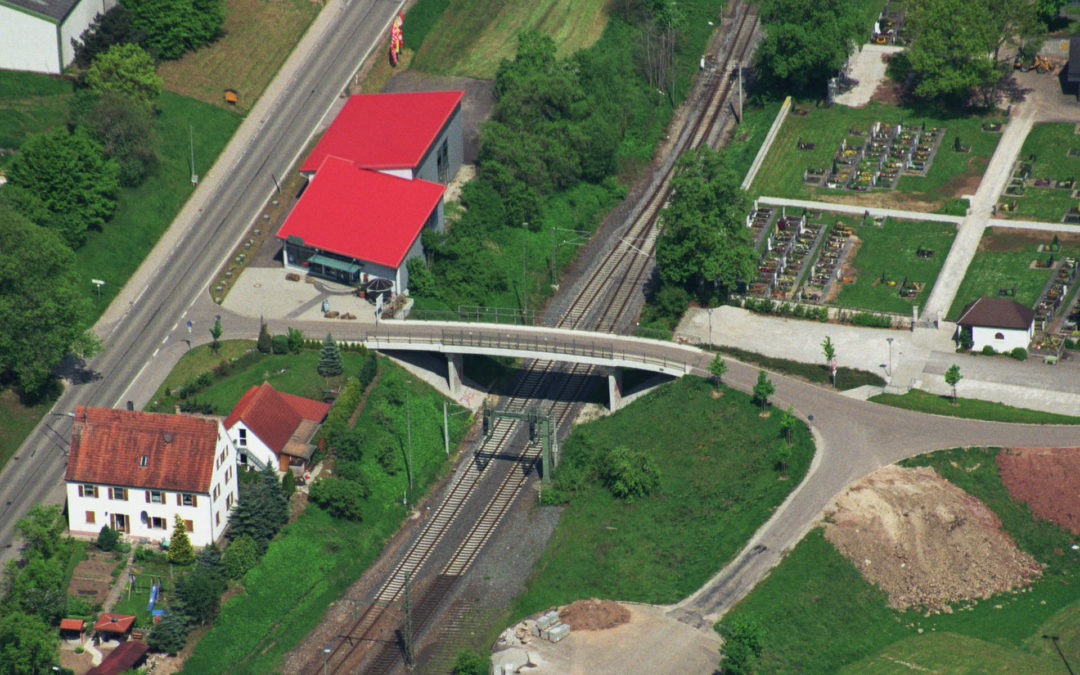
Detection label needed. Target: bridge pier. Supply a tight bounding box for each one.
[446,353,463,396]
[608,368,623,412]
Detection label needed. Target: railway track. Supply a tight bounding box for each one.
[302,3,760,672]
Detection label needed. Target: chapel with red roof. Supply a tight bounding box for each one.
[276,91,464,292]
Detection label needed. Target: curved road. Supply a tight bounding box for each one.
[0,0,406,560]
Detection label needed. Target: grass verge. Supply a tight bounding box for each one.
[724,446,1080,671]
[727,100,785,181]
[180,360,472,673]
[869,388,1080,424]
[508,376,814,616]
[749,102,1004,211]
[716,346,886,390]
[157,0,321,111]
[946,227,1080,320]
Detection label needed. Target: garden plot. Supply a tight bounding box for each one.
[998,123,1080,222]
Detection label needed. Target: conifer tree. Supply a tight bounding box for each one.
[317,333,344,377]
[167,514,195,565]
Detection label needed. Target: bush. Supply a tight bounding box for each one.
[357,352,377,390]
[271,334,289,355]
[281,470,296,498]
[1010,347,1027,361]
[597,446,660,501]
[96,525,119,552]
[309,476,369,520]
[451,649,488,675]
[257,323,272,353]
[981,345,996,356]
[287,327,304,354]
[222,535,260,580]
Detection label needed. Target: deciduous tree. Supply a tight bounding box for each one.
[597,446,661,501]
[754,0,863,97]
[708,354,727,389]
[222,534,259,580]
[86,43,161,108]
[656,147,753,304]
[821,336,836,386]
[719,615,766,674]
[125,0,223,60]
[309,476,369,520]
[73,91,159,187]
[0,610,56,675]
[944,364,962,403]
[752,370,775,411]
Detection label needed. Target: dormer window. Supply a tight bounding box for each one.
[139,455,148,467]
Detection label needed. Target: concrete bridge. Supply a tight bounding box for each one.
[314,320,706,410]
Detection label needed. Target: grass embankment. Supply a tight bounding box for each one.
[947,227,1080,320]
[749,102,1004,211]
[411,0,609,79]
[825,216,957,314]
[181,359,472,673]
[723,446,1080,672]
[869,388,1080,425]
[998,122,1080,222]
[157,0,321,110]
[145,340,372,414]
[716,346,886,390]
[727,100,785,180]
[508,376,814,617]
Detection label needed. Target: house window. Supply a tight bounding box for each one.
[150,517,167,530]
[79,484,98,498]
[226,493,233,509]
[86,511,95,524]
[180,493,197,507]
[184,520,194,532]
[215,512,221,526]
[213,484,221,501]
[226,466,232,482]
[109,487,127,501]
[147,490,164,504]
[995,332,1005,340]
[437,140,449,184]
[237,428,247,446]
[110,513,129,533]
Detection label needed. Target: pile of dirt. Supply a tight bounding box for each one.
[998,447,1080,535]
[824,465,1041,612]
[558,599,630,631]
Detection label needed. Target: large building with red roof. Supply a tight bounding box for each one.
[224,382,331,473]
[277,91,464,291]
[65,407,239,547]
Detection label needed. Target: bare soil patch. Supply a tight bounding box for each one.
[870,74,904,106]
[937,157,987,197]
[825,236,862,303]
[998,447,1080,535]
[808,188,942,213]
[558,598,630,631]
[981,227,1080,252]
[824,465,1041,612]
[68,549,119,606]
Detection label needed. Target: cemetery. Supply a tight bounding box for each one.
[742,206,955,314]
[996,122,1080,222]
[748,103,1006,210]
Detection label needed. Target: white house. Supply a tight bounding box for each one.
[956,297,1035,353]
[223,382,330,473]
[65,406,239,547]
[0,0,112,74]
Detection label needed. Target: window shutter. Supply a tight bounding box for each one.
[192,495,198,507]
[78,485,84,497]
[177,494,182,506]
[145,490,150,502]
[184,519,194,532]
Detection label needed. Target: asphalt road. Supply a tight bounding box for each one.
[0,0,405,561]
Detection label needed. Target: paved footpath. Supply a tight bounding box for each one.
[756,196,963,224]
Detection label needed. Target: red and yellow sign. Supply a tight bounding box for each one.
[389,11,404,65]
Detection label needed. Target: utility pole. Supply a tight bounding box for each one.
[522,223,529,320]
[443,401,449,457]
[189,125,196,184]
[402,572,414,667]
[737,66,743,123]
[406,392,413,490]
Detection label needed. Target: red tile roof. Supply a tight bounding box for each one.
[956,297,1035,330]
[300,91,463,174]
[92,614,136,634]
[87,639,148,675]
[224,383,330,456]
[60,618,84,631]
[275,156,445,268]
[66,408,219,494]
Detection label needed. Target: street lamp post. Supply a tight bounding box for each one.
[323,646,332,675]
[887,337,895,379]
[706,308,713,349]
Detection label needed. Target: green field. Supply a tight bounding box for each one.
[723,446,1080,672]
[947,227,1079,320]
[869,389,1080,425]
[749,102,1004,211]
[411,0,609,78]
[180,360,472,673]
[828,216,958,313]
[508,376,814,618]
[997,122,1080,222]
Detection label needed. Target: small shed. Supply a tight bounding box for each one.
[87,640,149,675]
[92,613,136,640]
[1069,36,1080,99]
[956,297,1034,352]
[59,618,84,638]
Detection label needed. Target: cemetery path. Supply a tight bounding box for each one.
[757,196,963,224]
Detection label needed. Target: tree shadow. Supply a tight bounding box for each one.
[56,353,103,386]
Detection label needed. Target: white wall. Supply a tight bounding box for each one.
[377,168,413,180]
[207,420,239,543]
[0,8,61,73]
[60,0,106,68]
[971,325,1031,352]
[229,421,278,472]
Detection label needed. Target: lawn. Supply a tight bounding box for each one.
[181,360,472,674]
[946,227,1080,320]
[722,446,1080,672]
[111,556,174,628]
[157,0,321,111]
[78,91,241,317]
[145,341,374,414]
[869,388,1080,425]
[997,122,1080,222]
[749,102,1005,212]
[828,216,957,314]
[0,387,60,473]
[716,345,886,390]
[410,0,609,79]
[0,70,74,169]
[727,100,785,181]
[508,376,815,619]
